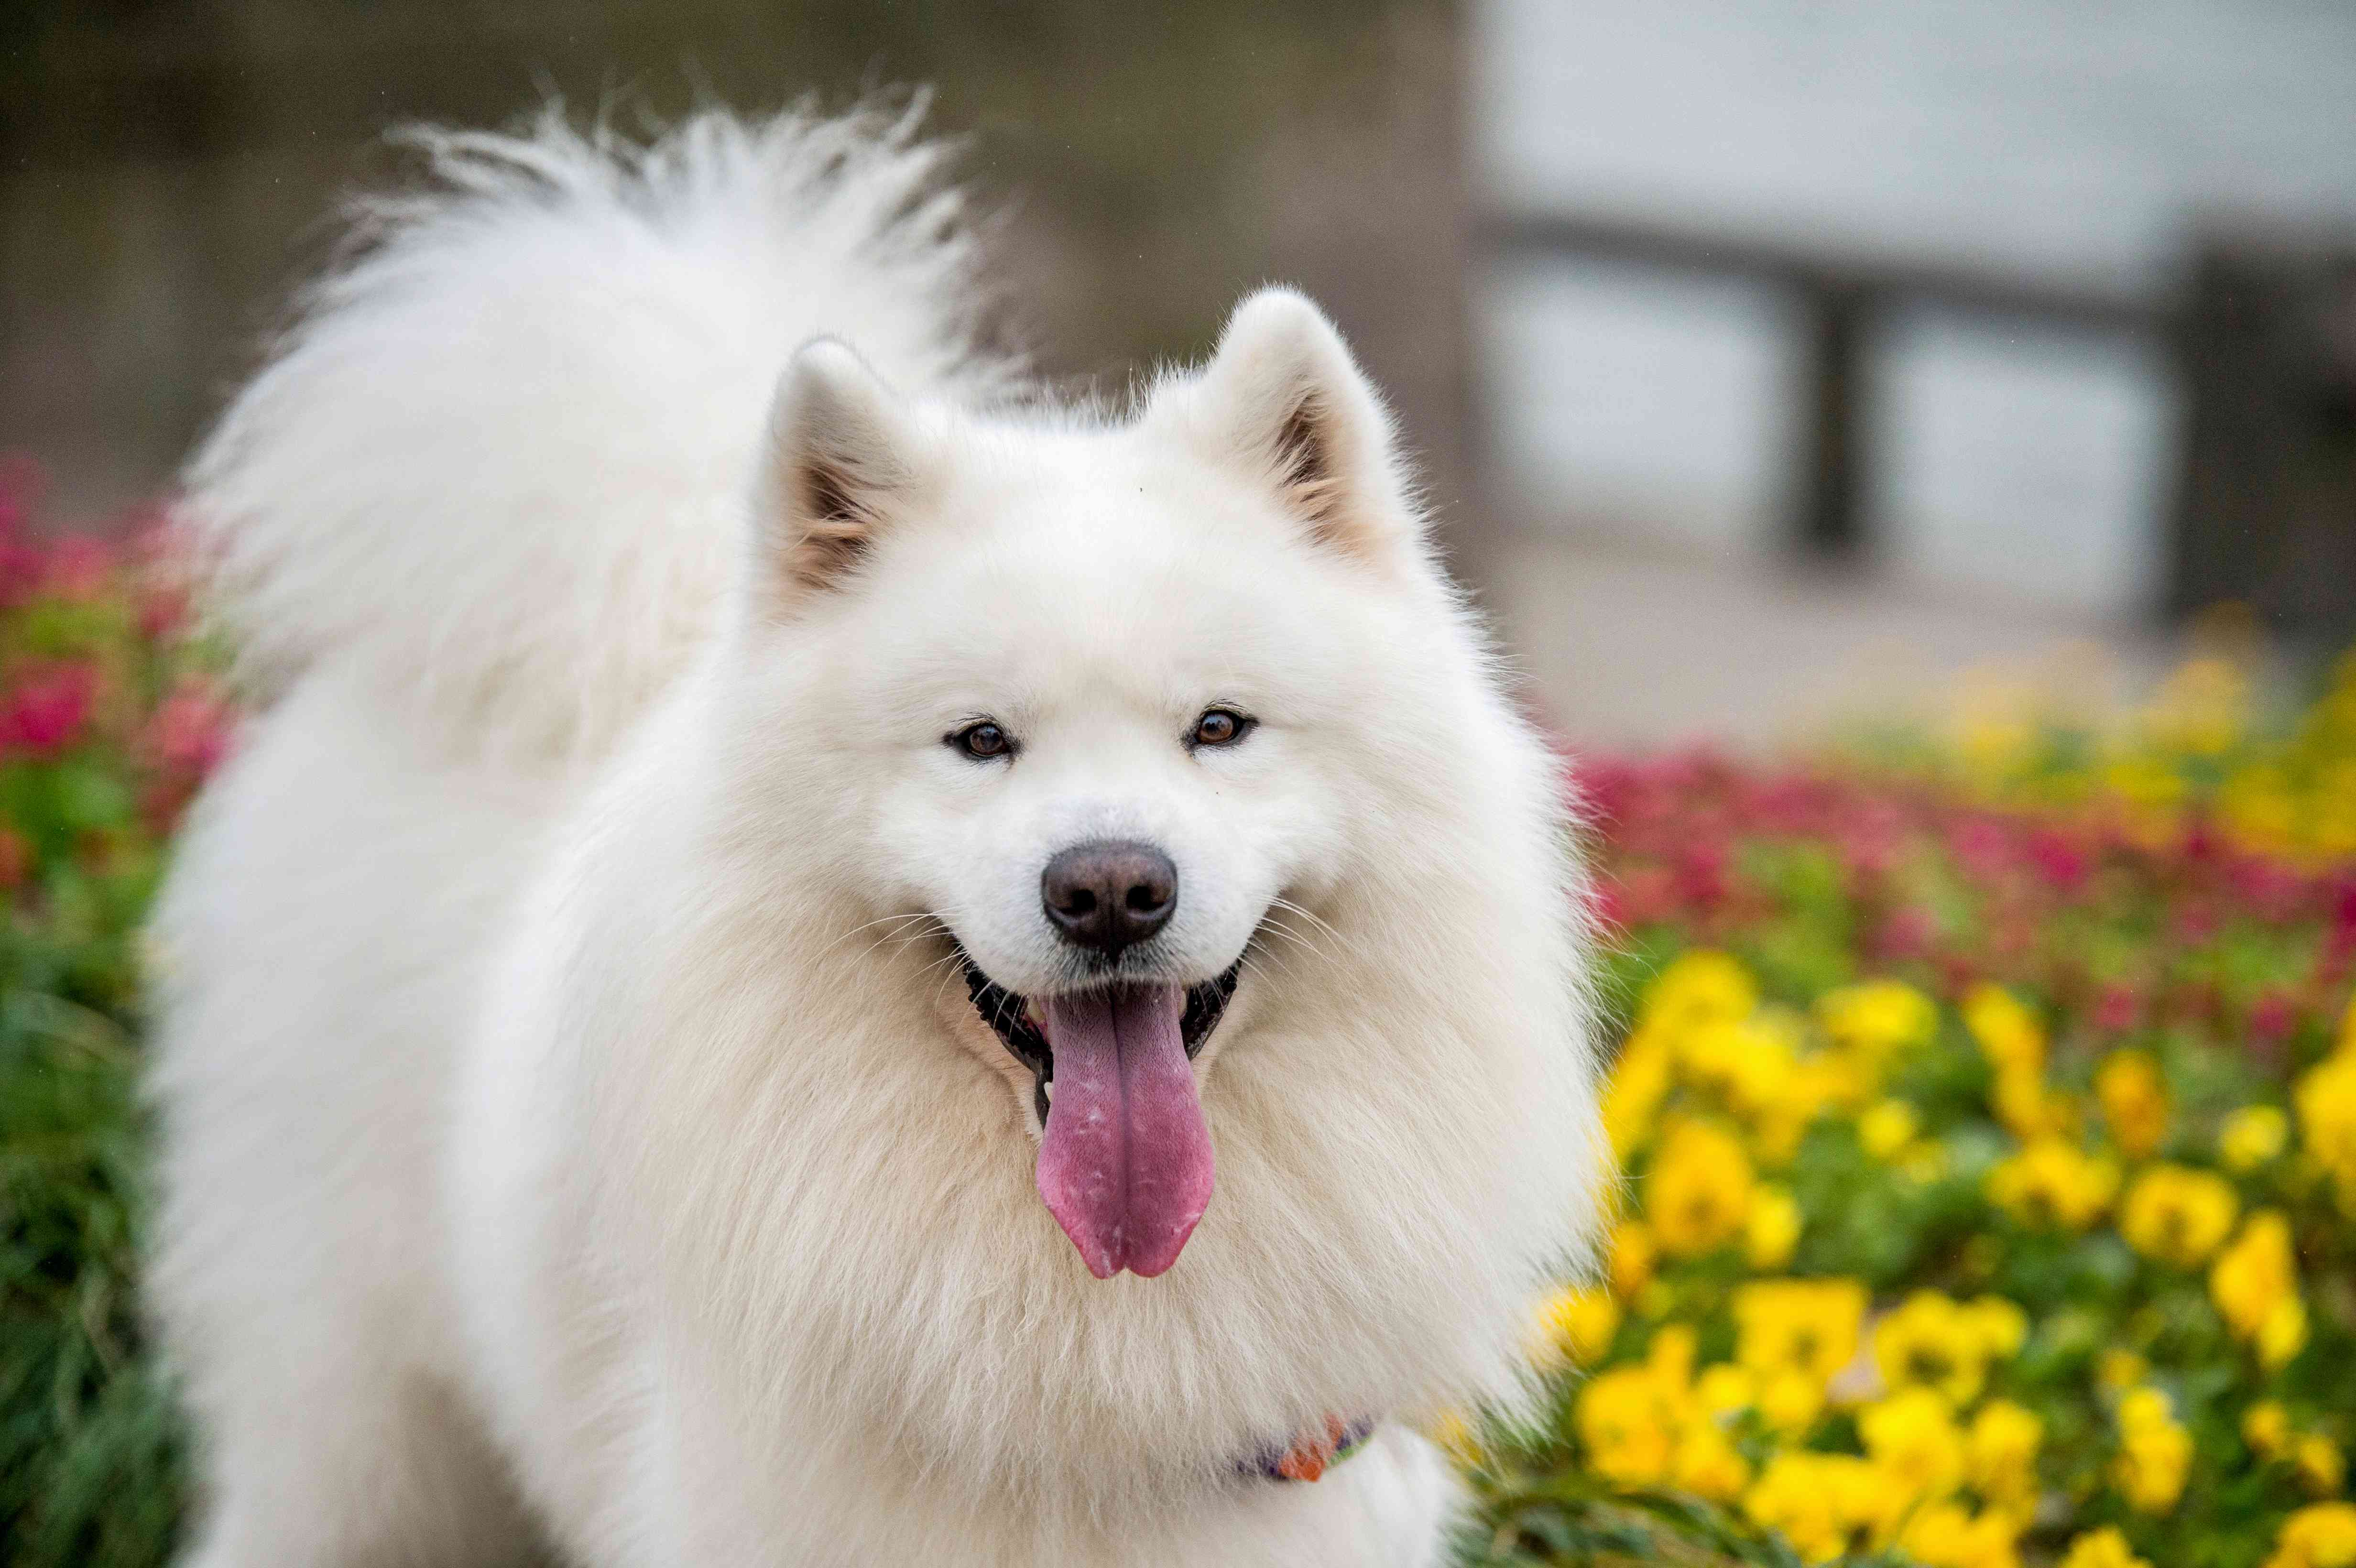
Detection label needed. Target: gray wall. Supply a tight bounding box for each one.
[2,0,1472,540]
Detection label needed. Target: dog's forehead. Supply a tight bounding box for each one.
[907,433,1298,598]
[951,424,1261,541]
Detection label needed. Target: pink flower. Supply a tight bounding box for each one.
[1612,865,1679,927]
[1872,905,1938,962]
[44,534,115,601]
[2247,989,2299,1048]
[2092,982,2143,1034]
[147,679,233,778]
[1950,817,2018,885]
[1674,839,1731,913]
[0,663,98,755]
[2026,827,2091,895]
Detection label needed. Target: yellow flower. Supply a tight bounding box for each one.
[1967,1296,2028,1359]
[2264,1503,2356,1568]
[2221,1105,2291,1172]
[1734,1277,1869,1389]
[1861,1098,1920,1160]
[1745,1452,1886,1564]
[1993,1063,2079,1140]
[2261,1296,2312,1370]
[2098,1349,2149,1392]
[2296,1052,2356,1210]
[1672,1417,1753,1502]
[1817,980,1937,1059]
[1677,1013,1800,1116]
[2300,1434,2346,1497]
[1646,1322,1698,1387]
[1602,1025,1674,1158]
[1967,1399,2043,1514]
[1757,1368,1827,1435]
[1745,1185,1803,1269]
[1607,1219,1657,1302]
[1862,1386,1968,1506]
[1988,1138,2119,1230]
[2096,1050,2171,1160]
[1695,1361,1755,1417]
[1874,1291,2021,1407]
[1643,949,1758,1033]
[1901,1501,2024,1568]
[1529,1285,1619,1369]
[2212,1210,2304,1364]
[2222,763,2301,855]
[2062,1525,2152,1568]
[2143,654,2248,757]
[1574,1363,1680,1489]
[1965,985,2046,1074]
[2247,1401,2293,1459]
[1647,1119,1756,1257]
[2119,1164,2238,1267]
[2111,1388,2192,1515]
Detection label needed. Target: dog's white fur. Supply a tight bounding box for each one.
[147,107,1603,1567]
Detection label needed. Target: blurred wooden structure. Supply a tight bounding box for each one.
[1482,210,2356,631]
[2169,233,2356,629]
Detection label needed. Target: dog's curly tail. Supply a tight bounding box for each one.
[184,101,1021,759]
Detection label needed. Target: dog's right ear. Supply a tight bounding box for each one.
[757,339,927,600]
[1156,289,1420,567]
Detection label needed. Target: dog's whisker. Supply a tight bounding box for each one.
[819,911,943,964]
[1268,895,1342,946]
[1259,913,1338,969]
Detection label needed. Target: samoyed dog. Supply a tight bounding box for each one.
[146,105,1602,1568]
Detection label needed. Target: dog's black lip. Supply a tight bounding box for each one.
[957,950,1243,1125]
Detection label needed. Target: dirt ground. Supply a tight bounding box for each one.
[1463,522,2189,752]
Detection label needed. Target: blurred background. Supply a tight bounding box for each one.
[5,0,2354,745]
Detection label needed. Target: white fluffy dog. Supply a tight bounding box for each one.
[146,106,1603,1567]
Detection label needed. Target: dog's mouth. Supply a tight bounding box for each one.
[958,955,1243,1125]
[956,949,1242,1280]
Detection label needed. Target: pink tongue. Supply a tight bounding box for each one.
[1035,985,1215,1279]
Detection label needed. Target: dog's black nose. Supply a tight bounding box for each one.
[1041,840,1177,955]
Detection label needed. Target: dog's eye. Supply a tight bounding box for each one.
[949,720,1015,760]
[1189,708,1254,749]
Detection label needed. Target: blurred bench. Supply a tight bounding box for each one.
[1481,208,2356,632]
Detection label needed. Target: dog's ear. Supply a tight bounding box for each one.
[1164,289,1418,562]
[758,339,928,599]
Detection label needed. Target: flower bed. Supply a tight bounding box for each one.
[1457,684,2356,1566]
[1,456,2352,1567]
[0,462,221,1567]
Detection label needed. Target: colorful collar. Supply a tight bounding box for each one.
[1243,1416,1376,1482]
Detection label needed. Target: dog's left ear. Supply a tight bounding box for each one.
[1160,289,1419,563]
[755,338,932,603]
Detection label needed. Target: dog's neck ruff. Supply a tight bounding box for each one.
[1241,1416,1377,1483]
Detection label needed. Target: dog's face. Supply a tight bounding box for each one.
[735,292,1451,1280]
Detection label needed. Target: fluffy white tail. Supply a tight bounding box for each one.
[187,104,1021,758]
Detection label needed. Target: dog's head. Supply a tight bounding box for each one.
[721,290,1496,1281]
